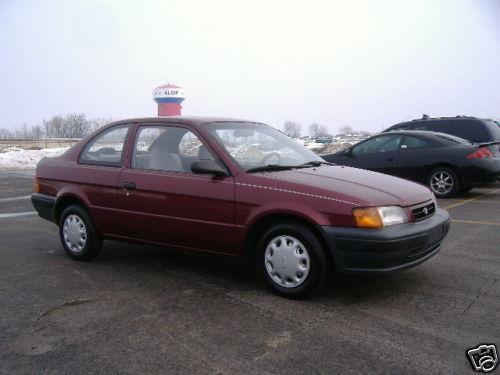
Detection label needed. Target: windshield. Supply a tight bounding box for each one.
[203,122,324,171]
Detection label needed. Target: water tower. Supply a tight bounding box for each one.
[152,83,185,116]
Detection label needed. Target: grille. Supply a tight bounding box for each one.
[412,202,436,221]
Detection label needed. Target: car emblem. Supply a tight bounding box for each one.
[423,207,429,215]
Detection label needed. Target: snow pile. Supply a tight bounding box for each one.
[0,147,69,170]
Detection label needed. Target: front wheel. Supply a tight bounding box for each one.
[257,222,329,299]
[428,167,460,198]
[59,205,102,261]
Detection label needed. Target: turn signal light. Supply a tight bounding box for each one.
[352,207,383,229]
[33,178,40,193]
[467,147,493,159]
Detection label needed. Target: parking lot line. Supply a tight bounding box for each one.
[451,219,500,226]
[0,195,31,203]
[0,211,36,219]
[444,188,499,210]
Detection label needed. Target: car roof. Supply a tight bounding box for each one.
[376,130,443,138]
[107,116,255,128]
[390,116,489,128]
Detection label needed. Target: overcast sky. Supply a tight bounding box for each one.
[1,0,499,134]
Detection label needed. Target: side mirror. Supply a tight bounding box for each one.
[191,160,228,176]
[345,148,354,158]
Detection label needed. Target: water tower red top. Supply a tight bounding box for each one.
[153,84,185,104]
[153,83,185,116]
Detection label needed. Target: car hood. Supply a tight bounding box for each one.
[258,165,432,207]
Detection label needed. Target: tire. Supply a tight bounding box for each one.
[256,222,329,299]
[427,167,460,198]
[59,204,102,261]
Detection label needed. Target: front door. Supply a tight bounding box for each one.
[348,134,403,175]
[117,124,235,254]
[76,124,132,236]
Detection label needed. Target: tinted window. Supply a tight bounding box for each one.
[132,126,214,172]
[413,120,450,132]
[401,136,432,149]
[448,120,489,143]
[352,135,402,156]
[484,120,500,141]
[388,124,411,131]
[79,125,129,167]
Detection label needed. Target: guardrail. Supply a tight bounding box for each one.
[0,138,82,149]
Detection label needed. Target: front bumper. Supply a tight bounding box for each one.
[31,193,55,222]
[321,208,450,274]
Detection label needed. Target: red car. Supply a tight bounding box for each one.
[32,117,450,298]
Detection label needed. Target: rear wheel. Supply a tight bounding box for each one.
[428,167,460,198]
[257,222,329,299]
[59,205,102,261]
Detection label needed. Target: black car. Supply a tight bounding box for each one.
[383,116,500,145]
[323,131,500,197]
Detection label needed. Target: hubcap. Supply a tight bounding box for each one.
[63,214,87,253]
[264,235,310,288]
[430,171,454,195]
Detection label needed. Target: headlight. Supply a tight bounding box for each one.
[353,206,408,229]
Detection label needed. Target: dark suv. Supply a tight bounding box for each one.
[384,116,500,144]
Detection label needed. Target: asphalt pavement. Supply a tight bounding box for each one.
[0,170,499,374]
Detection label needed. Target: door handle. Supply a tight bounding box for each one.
[386,157,394,162]
[122,182,136,190]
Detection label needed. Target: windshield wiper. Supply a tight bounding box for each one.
[246,161,333,173]
[297,161,334,167]
[246,164,298,173]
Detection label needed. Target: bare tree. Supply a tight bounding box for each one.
[0,128,12,139]
[31,124,43,140]
[283,120,302,138]
[43,115,64,138]
[338,125,354,135]
[63,113,89,138]
[88,116,113,133]
[6,113,110,141]
[309,123,329,138]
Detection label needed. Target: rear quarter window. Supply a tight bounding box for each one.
[448,120,489,143]
[79,125,130,167]
[484,120,500,142]
[401,136,433,149]
[412,120,450,132]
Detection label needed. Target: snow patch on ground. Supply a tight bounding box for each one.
[0,147,69,170]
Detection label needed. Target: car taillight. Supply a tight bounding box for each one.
[33,178,40,193]
[467,147,494,159]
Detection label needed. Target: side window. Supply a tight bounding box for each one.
[352,135,402,156]
[401,136,433,149]
[179,131,203,157]
[413,120,450,132]
[132,126,214,172]
[389,124,411,131]
[79,125,129,167]
[449,120,489,142]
